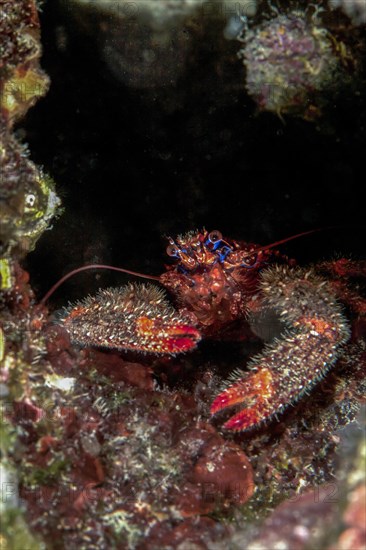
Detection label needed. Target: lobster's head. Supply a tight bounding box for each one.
[160,229,272,328]
[164,229,262,273]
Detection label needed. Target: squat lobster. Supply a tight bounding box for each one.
[46,229,365,432]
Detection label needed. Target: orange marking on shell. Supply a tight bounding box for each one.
[301,317,337,340]
[135,316,155,335]
[251,368,275,400]
[67,306,88,319]
[210,368,274,415]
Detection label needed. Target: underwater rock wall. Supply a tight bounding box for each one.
[1,0,365,549]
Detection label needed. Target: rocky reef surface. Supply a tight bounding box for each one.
[1,1,365,549]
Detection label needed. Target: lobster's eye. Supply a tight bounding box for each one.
[208,230,222,243]
[166,244,179,257]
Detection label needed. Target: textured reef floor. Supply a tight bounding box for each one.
[1,0,366,548]
[1,262,365,548]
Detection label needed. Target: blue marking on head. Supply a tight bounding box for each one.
[217,245,232,262]
[205,235,222,250]
[178,265,190,275]
[212,241,222,251]
[204,237,232,263]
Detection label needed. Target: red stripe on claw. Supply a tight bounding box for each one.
[210,381,250,415]
[223,409,261,432]
[210,368,275,431]
[164,326,202,353]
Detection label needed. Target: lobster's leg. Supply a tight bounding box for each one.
[316,259,366,317]
[210,266,350,432]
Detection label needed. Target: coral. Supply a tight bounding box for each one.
[0,0,50,123]
[239,7,355,119]
[0,0,61,258]
[0,265,49,550]
[0,3,61,547]
[0,124,61,257]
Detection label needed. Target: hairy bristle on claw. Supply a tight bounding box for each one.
[211,266,350,432]
[59,283,201,354]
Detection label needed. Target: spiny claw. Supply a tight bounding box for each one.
[211,266,351,432]
[60,283,201,354]
[210,369,275,432]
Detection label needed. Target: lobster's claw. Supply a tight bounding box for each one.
[60,283,201,355]
[210,368,276,432]
[211,265,352,432]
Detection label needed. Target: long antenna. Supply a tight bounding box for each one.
[39,264,160,306]
[247,228,324,258]
[39,228,330,306]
